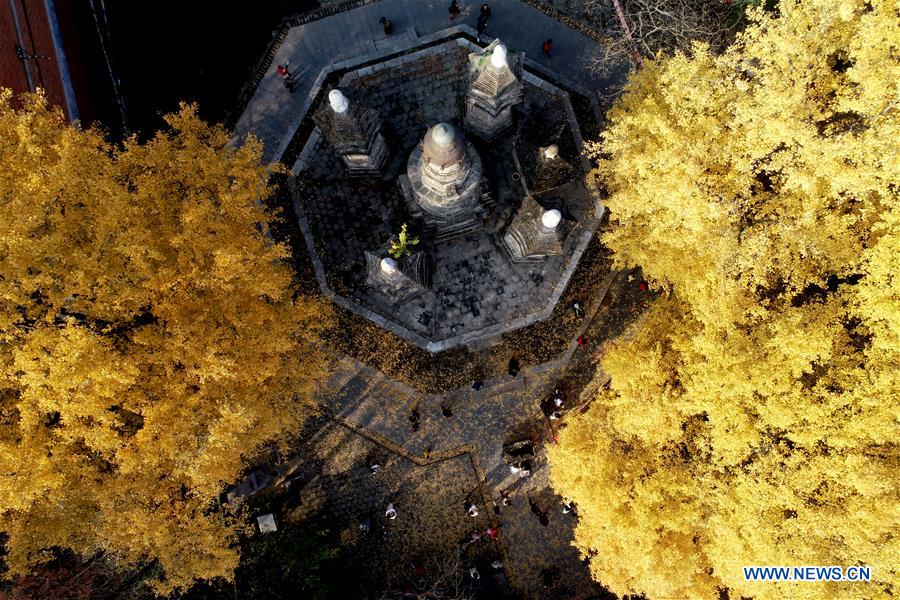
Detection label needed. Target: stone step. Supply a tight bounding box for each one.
[430,218,484,242]
[481,188,497,211]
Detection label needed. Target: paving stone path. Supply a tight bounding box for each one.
[277,419,508,597]
[309,270,622,598]
[321,358,605,598]
[233,0,630,163]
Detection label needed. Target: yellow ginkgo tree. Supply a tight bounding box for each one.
[0,91,332,593]
[549,0,899,598]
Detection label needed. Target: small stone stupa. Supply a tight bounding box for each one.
[400,122,486,241]
[515,141,577,196]
[313,89,389,175]
[464,41,524,140]
[501,195,573,263]
[364,252,429,303]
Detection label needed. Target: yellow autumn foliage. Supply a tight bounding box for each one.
[0,91,332,593]
[550,0,899,598]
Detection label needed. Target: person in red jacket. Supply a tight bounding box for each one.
[542,38,553,57]
[276,63,296,92]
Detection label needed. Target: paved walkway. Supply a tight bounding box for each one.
[238,270,637,597]
[276,419,507,597]
[308,270,627,598]
[321,358,604,598]
[233,0,629,163]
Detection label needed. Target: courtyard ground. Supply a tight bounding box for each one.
[231,269,651,599]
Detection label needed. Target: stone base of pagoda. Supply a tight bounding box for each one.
[364,251,429,304]
[339,131,389,175]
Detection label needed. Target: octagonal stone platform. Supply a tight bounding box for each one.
[291,33,602,353]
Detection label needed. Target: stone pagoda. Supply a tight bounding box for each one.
[400,123,487,241]
[501,195,573,263]
[313,89,389,175]
[464,41,524,141]
[514,142,576,196]
[364,252,429,304]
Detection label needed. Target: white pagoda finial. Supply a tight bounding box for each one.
[541,209,561,229]
[380,257,399,275]
[543,144,559,160]
[431,123,455,147]
[491,44,508,69]
[329,89,350,114]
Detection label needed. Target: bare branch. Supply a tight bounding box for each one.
[575,0,748,76]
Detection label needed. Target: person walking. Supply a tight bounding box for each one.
[529,496,549,526]
[510,460,531,477]
[542,38,553,58]
[518,459,532,477]
[541,396,555,418]
[552,387,565,408]
[476,15,488,40]
[277,63,297,92]
[379,16,393,35]
[460,530,481,551]
[367,453,382,475]
[448,0,461,19]
[572,301,585,319]
[507,357,520,377]
[476,3,490,40]
[542,390,563,420]
[409,407,420,432]
[385,502,398,519]
[465,501,479,517]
